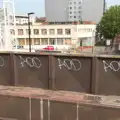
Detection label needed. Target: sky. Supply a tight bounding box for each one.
[15,0,120,17]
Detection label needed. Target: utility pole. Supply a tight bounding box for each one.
[28,12,34,52]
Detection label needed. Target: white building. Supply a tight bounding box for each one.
[0,0,17,50]
[45,0,105,23]
[15,15,35,24]
[15,23,96,50]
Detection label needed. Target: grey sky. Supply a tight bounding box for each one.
[15,0,120,17]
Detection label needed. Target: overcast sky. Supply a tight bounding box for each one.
[15,0,120,17]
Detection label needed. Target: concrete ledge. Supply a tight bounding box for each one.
[0,85,120,120]
[0,85,120,108]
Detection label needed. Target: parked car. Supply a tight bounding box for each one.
[43,45,54,50]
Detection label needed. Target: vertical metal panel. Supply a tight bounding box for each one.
[48,56,55,89]
[50,101,77,120]
[53,55,92,93]
[43,100,49,120]
[78,105,99,119]
[78,104,120,120]
[94,57,120,95]
[90,57,98,94]
[13,53,49,88]
[98,107,120,120]
[31,99,41,120]
[0,95,29,120]
[0,53,12,85]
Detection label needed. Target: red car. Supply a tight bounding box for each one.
[43,46,54,51]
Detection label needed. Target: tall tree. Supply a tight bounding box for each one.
[97,5,120,42]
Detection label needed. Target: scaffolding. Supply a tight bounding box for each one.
[0,0,17,50]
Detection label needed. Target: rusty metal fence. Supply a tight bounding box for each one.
[0,52,120,96]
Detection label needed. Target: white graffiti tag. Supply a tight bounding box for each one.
[19,56,42,68]
[0,56,4,67]
[58,58,81,71]
[103,60,120,72]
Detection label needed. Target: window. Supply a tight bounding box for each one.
[74,11,76,14]
[74,7,76,9]
[41,38,48,45]
[26,29,31,34]
[79,6,81,9]
[18,38,25,46]
[49,38,56,45]
[49,29,55,35]
[26,38,30,45]
[65,39,71,45]
[74,2,76,4]
[34,29,39,35]
[34,38,40,45]
[18,29,23,35]
[70,12,72,14]
[70,7,72,9]
[78,11,81,13]
[65,29,71,35]
[79,2,81,4]
[74,16,76,18]
[57,29,63,35]
[41,29,47,35]
[10,29,15,35]
[57,38,63,45]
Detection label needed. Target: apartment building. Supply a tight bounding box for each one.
[82,0,105,23]
[15,23,96,50]
[45,0,105,23]
[45,0,82,22]
[68,0,83,21]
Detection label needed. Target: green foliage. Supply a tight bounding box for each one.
[95,40,106,46]
[97,5,120,41]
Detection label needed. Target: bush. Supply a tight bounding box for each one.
[95,40,106,46]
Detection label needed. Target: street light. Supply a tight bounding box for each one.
[28,12,34,52]
[92,29,96,54]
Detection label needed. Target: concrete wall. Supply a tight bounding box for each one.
[45,0,68,22]
[82,0,104,23]
[0,85,120,120]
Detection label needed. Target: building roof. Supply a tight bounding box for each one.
[15,15,28,18]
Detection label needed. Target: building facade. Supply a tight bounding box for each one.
[82,0,105,23]
[45,0,105,23]
[68,0,83,21]
[15,15,35,24]
[0,0,16,50]
[45,0,82,22]
[15,23,96,50]
[45,0,69,22]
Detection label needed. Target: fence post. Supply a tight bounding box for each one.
[9,53,16,86]
[49,55,56,90]
[90,56,98,94]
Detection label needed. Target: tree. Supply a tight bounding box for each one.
[97,5,120,42]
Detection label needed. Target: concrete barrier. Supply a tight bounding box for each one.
[0,85,120,120]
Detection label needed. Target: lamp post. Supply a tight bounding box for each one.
[92,30,96,54]
[28,12,34,52]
